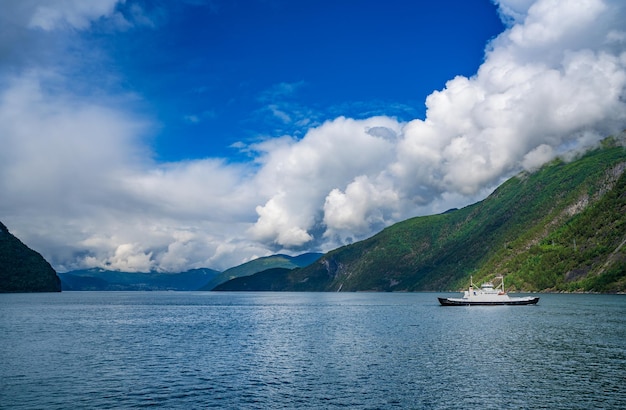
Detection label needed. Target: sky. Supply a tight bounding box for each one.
[1,0,625,273]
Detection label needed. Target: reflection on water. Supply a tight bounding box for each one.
[1,292,625,409]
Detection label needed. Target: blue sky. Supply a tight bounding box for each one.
[92,0,504,161]
[1,0,625,272]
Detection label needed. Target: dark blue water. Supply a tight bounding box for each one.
[1,292,625,409]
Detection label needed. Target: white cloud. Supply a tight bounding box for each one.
[323,175,399,243]
[493,0,535,26]
[27,0,121,31]
[521,144,554,171]
[106,243,154,273]
[0,73,148,212]
[392,0,626,198]
[0,0,625,273]
[248,116,400,247]
[0,73,263,272]
[507,0,606,49]
[247,0,626,252]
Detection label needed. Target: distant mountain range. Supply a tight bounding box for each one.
[199,253,323,291]
[216,137,626,293]
[0,221,60,292]
[58,268,221,291]
[54,253,322,291]
[3,137,625,293]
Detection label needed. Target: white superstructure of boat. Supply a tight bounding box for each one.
[438,276,539,306]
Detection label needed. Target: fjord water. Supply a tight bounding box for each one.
[1,292,625,409]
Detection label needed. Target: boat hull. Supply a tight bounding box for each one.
[438,297,539,306]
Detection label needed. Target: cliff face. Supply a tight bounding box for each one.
[0,221,61,292]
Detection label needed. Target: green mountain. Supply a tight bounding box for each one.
[200,253,322,291]
[0,221,61,292]
[59,267,220,291]
[212,268,294,291]
[218,137,626,293]
[57,253,322,291]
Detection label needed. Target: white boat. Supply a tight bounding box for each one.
[438,276,539,306]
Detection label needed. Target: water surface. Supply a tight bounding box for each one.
[1,292,625,409]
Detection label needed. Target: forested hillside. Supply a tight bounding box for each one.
[200,253,322,290]
[0,221,61,292]
[219,138,626,292]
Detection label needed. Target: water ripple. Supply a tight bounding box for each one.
[1,292,625,409]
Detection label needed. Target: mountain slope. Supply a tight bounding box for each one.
[59,267,220,291]
[220,138,626,292]
[476,149,626,292]
[212,268,294,291]
[0,221,61,292]
[199,253,322,290]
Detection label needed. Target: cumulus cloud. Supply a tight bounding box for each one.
[0,73,266,271]
[323,175,400,243]
[248,116,401,248]
[0,0,625,272]
[248,0,626,250]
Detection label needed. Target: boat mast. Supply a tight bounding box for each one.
[496,275,505,293]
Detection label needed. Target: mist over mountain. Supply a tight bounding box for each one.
[217,137,626,292]
[56,253,322,291]
[3,138,624,294]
